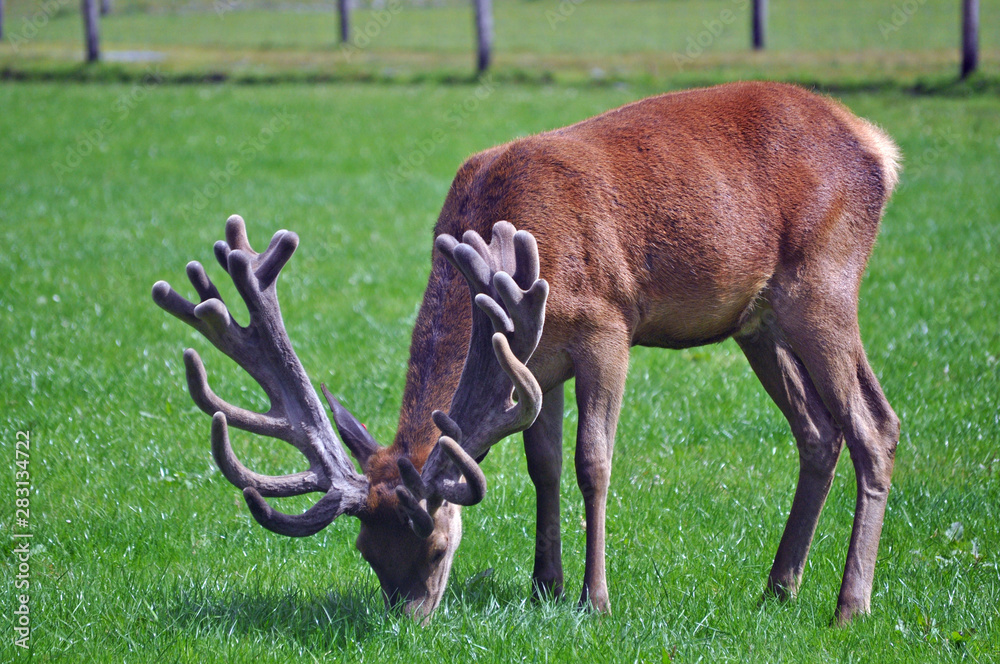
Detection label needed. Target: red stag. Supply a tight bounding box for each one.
[153,82,900,625]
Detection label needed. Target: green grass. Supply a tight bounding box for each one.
[2,0,999,85]
[1,79,998,662]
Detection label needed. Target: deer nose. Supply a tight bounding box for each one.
[403,596,436,623]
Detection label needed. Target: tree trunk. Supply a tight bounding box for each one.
[82,0,100,62]
[100,0,111,16]
[473,0,493,74]
[0,0,5,41]
[961,0,979,79]
[752,0,766,50]
[338,0,350,44]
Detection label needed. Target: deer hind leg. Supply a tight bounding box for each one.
[523,383,566,600]
[735,309,844,601]
[769,280,900,625]
[572,328,630,613]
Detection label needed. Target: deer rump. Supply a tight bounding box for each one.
[156,81,900,626]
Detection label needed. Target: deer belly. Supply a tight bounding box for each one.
[631,279,767,349]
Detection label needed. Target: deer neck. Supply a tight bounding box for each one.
[389,255,473,470]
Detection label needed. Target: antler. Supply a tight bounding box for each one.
[396,221,548,536]
[152,215,373,536]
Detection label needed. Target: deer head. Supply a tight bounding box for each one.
[152,215,547,621]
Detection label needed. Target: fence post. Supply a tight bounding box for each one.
[338,0,351,44]
[82,0,100,62]
[961,0,979,79]
[474,0,493,73]
[752,0,766,50]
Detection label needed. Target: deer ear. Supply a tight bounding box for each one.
[322,385,380,466]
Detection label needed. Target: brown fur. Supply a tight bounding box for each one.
[356,82,900,625]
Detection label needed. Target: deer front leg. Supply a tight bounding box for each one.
[572,330,630,613]
[524,384,566,600]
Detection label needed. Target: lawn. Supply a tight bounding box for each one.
[1,76,998,662]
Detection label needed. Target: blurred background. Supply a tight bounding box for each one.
[1,0,995,87]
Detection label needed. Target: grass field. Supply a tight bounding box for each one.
[1,1,999,661]
[1,78,998,662]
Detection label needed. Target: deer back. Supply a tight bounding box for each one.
[417,81,899,369]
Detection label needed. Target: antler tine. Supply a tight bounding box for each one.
[431,409,462,442]
[225,213,254,253]
[489,330,544,430]
[243,487,350,537]
[321,384,380,466]
[211,412,325,497]
[395,484,435,538]
[183,348,286,438]
[401,221,546,536]
[511,229,540,290]
[435,436,487,506]
[153,215,372,533]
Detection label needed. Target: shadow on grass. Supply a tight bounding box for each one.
[3,61,1000,97]
[163,567,533,648]
[165,582,386,650]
